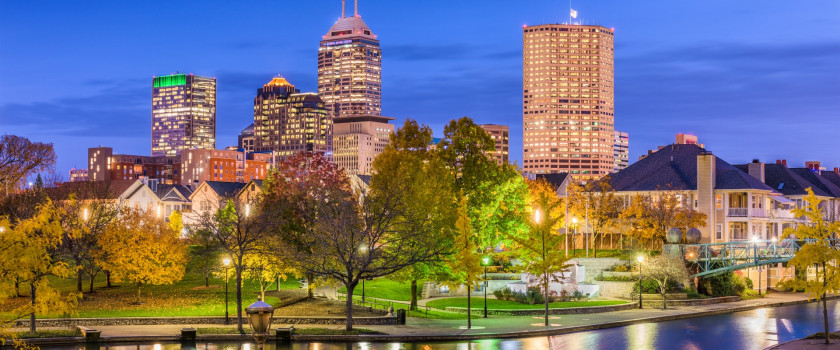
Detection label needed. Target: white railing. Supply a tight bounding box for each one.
[728,208,748,217]
[769,209,795,219]
[750,208,766,218]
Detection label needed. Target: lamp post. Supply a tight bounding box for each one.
[637,256,643,309]
[245,297,275,348]
[752,235,761,296]
[362,279,366,302]
[223,258,231,324]
[571,217,578,254]
[482,256,491,318]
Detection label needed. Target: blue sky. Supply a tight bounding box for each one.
[1,0,838,177]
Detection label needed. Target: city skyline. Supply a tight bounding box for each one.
[1,0,838,177]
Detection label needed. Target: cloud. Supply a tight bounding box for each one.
[386,44,520,62]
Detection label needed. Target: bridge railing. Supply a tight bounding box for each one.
[681,238,840,277]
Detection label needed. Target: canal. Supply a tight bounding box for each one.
[43,299,840,350]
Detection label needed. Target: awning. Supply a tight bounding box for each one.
[771,195,795,204]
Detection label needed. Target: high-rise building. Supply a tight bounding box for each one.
[253,77,332,159]
[318,0,381,119]
[613,130,629,172]
[522,24,615,180]
[238,123,255,153]
[333,116,394,175]
[151,73,217,157]
[479,124,510,165]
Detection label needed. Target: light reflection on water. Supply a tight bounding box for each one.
[44,300,840,350]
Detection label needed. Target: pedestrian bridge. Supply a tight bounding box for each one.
[681,239,839,278]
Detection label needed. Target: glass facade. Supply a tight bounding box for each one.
[151,74,216,157]
[253,78,332,159]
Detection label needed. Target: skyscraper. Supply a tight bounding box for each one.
[479,124,510,166]
[522,24,615,180]
[318,0,381,119]
[613,130,629,172]
[253,77,332,159]
[151,73,216,157]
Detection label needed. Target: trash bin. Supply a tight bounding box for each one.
[396,309,406,325]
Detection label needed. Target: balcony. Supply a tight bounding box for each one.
[728,208,748,217]
[769,209,795,219]
[727,208,766,218]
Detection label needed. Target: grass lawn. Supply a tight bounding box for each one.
[0,273,301,318]
[337,279,412,301]
[426,297,627,310]
[11,329,82,338]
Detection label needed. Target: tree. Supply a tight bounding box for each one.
[0,135,55,198]
[640,254,688,309]
[784,188,840,345]
[441,197,483,329]
[265,152,452,330]
[370,119,457,310]
[98,208,187,304]
[621,191,707,249]
[192,198,274,334]
[508,179,571,326]
[186,228,222,288]
[567,178,622,257]
[2,199,79,332]
[242,241,295,301]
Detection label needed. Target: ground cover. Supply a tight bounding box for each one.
[9,329,81,339]
[0,273,301,318]
[426,297,627,310]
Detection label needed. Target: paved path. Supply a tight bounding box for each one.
[81,292,813,340]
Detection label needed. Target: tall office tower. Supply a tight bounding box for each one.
[333,116,394,175]
[479,124,510,166]
[238,123,255,153]
[151,73,217,157]
[613,130,629,172]
[318,0,381,119]
[522,24,615,180]
[253,77,332,159]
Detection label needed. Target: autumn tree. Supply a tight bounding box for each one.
[567,178,622,257]
[98,208,187,304]
[621,191,707,249]
[441,197,483,329]
[370,119,457,310]
[192,198,274,334]
[784,188,840,345]
[508,179,571,326]
[0,135,56,198]
[186,228,222,288]
[243,240,295,301]
[2,199,79,332]
[640,254,688,309]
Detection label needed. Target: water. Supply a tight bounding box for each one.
[42,299,840,350]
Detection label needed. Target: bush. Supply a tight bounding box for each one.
[493,287,545,304]
[614,265,629,272]
[633,278,679,294]
[744,277,754,290]
[776,279,805,292]
[699,272,751,297]
[595,274,637,282]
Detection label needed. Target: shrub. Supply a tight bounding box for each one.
[699,272,750,297]
[776,279,805,292]
[744,277,754,290]
[493,287,544,304]
[633,278,679,294]
[614,265,629,272]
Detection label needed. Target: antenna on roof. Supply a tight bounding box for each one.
[341,0,345,17]
[354,0,358,16]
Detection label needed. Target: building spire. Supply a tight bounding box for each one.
[341,0,345,18]
[354,0,358,16]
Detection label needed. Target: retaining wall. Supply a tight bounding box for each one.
[13,315,398,328]
[593,281,636,298]
[444,302,637,316]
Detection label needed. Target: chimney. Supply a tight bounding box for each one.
[747,160,765,182]
[776,159,787,166]
[696,151,716,243]
[805,161,821,171]
[834,167,839,174]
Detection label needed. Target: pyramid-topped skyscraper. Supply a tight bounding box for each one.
[318,0,381,119]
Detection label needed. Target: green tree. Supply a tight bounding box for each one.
[567,178,622,257]
[784,188,840,345]
[98,207,187,304]
[442,197,483,329]
[508,179,571,326]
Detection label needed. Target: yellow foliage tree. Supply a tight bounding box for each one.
[243,241,296,301]
[441,197,483,329]
[98,207,188,304]
[784,188,840,345]
[567,178,622,257]
[621,191,707,249]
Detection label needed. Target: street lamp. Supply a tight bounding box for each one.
[752,235,761,296]
[637,256,644,309]
[223,258,231,324]
[482,256,491,318]
[571,217,579,253]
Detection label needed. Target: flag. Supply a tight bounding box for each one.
[570,9,578,19]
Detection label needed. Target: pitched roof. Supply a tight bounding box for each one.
[46,180,138,200]
[156,184,192,202]
[203,181,248,198]
[535,173,570,190]
[608,144,774,192]
[821,171,840,189]
[762,164,831,197]
[791,168,840,197]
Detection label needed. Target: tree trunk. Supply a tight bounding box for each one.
[822,262,830,345]
[236,264,245,334]
[15,278,21,297]
[344,282,356,331]
[29,282,36,333]
[88,271,97,293]
[77,270,84,293]
[661,285,667,310]
[276,274,281,292]
[410,280,418,311]
[105,271,112,287]
[543,273,550,326]
[136,283,142,304]
[205,272,209,288]
[467,286,472,329]
[307,274,314,299]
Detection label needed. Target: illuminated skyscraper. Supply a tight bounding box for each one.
[479,124,510,166]
[253,77,332,159]
[522,24,615,180]
[151,73,216,157]
[318,0,381,119]
[613,130,629,172]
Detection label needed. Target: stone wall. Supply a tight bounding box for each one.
[593,281,636,298]
[444,301,637,316]
[14,316,398,328]
[576,258,625,283]
[641,296,740,308]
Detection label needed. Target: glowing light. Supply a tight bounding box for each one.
[771,237,777,242]
[0,227,5,233]
[153,344,162,350]
[534,209,541,223]
[637,256,643,263]
[223,258,231,266]
[83,208,89,221]
[571,217,578,224]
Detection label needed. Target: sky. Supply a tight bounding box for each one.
[1,0,838,178]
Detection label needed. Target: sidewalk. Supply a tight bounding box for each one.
[82,292,814,340]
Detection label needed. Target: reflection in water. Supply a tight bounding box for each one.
[43,300,840,350]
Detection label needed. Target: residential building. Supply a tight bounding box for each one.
[522,23,615,179]
[333,115,394,175]
[640,134,703,160]
[253,77,332,159]
[613,130,629,172]
[318,0,381,119]
[238,123,255,152]
[739,160,840,223]
[480,124,510,166]
[45,179,191,223]
[151,73,216,157]
[87,146,270,186]
[188,181,249,220]
[69,168,88,182]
